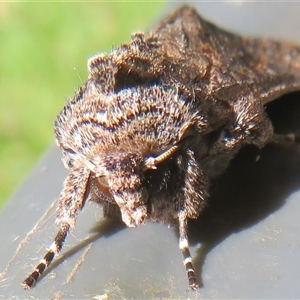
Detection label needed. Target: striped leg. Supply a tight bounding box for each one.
[22,222,70,289]
[22,167,90,289]
[178,212,199,290]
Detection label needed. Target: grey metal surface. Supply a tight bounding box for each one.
[1,2,300,299]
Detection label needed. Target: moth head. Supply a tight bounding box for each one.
[92,142,182,227]
[95,151,147,227]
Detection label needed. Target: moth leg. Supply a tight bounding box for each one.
[22,222,70,289]
[271,133,299,145]
[267,132,300,155]
[22,167,90,289]
[178,211,199,290]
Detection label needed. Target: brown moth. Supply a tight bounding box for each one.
[23,6,300,290]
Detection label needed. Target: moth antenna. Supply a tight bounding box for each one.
[73,66,83,84]
[144,144,179,169]
[22,222,70,289]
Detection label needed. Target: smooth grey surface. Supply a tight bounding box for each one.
[1,2,300,299]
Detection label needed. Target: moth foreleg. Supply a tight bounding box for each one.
[178,211,199,290]
[22,167,90,289]
[22,222,70,289]
[271,133,300,145]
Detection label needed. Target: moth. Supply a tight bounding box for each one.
[23,6,300,290]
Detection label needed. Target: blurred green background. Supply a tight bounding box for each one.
[0,2,166,208]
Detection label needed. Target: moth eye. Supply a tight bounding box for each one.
[64,147,76,155]
[96,176,111,197]
[98,176,109,187]
[67,159,74,168]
